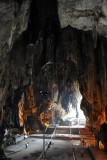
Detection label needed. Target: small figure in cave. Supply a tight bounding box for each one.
[25,141,29,149]
[25,142,27,149]
[27,141,29,146]
[81,149,83,157]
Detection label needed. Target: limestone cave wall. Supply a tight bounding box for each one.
[0,0,107,152]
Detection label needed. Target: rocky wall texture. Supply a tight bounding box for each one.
[0,0,107,154]
[0,1,31,157]
[0,0,30,112]
[58,0,107,37]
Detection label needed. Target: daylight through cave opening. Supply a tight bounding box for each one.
[18,81,86,132]
[62,82,86,126]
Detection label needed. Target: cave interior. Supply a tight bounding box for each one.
[0,0,107,159]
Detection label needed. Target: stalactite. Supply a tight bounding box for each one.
[92,6,102,48]
[92,19,98,48]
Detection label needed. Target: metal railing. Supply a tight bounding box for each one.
[37,127,56,160]
[72,145,77,160]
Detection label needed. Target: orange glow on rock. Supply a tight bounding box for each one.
[18,93,24,126]
[39,109,50,127]
[25,86,36,109]
[99,141,104,150]
[18,86,51,130]
[23,86,37,121]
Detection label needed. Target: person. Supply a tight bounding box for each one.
[25,141,29,149]
[81,149,83,157]
[25,142,27,149]
[27,141,29,147]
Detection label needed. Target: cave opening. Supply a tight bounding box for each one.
[17,79,86,135]
[63,93,86,126]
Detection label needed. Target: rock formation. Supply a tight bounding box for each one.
[0,0,107,156]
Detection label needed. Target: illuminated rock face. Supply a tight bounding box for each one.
[0,0,107,151]
[18,86,51,132]
[77,33,107,127]
[58,0,107,37]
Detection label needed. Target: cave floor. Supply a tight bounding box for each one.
[5,136,107,160]
[5,137,90,160]
[4,126,107,160]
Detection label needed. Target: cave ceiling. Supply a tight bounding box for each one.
[58,0,107,37]
[0,0,107,131]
